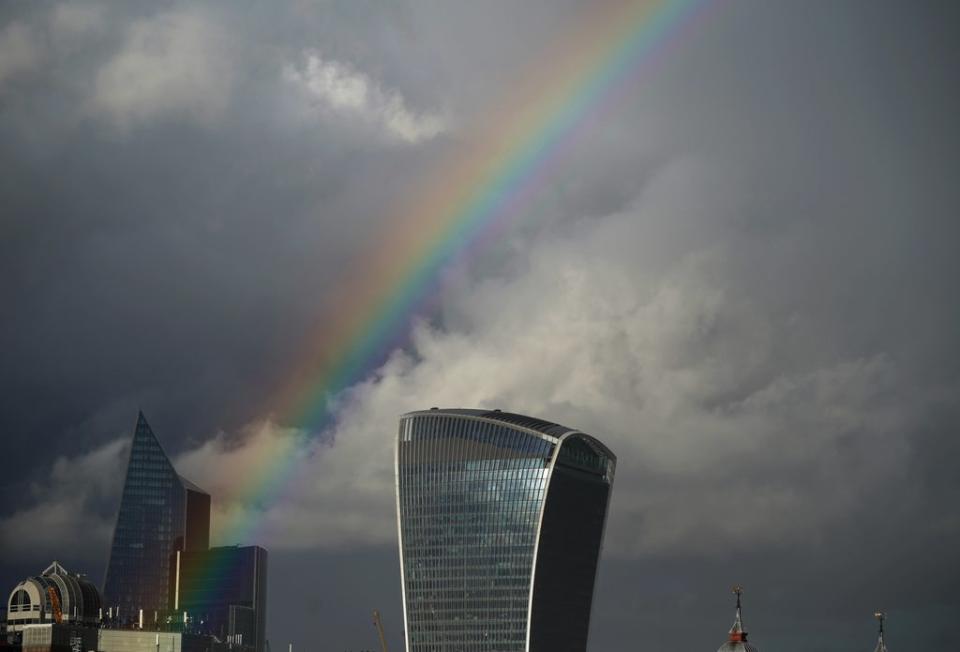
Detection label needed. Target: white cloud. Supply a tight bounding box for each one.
[0,21,42,87]
[0,438,128,559]
[283,51,448,144]
[175,418,396,550]
[91,8,234,130]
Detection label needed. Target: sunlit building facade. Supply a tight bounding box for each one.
[103,412,210,622]
[395,409,615,652]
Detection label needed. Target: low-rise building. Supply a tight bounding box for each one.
[15,625,219,652]
[5,561,101,643]
[20,623,97,652]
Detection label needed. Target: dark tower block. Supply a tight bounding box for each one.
[183,480,211,551]
[528,437,614,652]
[170,545,269,652]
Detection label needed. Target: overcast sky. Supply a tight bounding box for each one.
[1,1,958,650]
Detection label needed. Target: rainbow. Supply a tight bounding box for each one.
[216,0,708,544]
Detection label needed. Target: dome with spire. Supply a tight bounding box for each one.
[717,586,760,652]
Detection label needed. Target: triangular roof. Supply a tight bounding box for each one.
[133,411,169,453]
[42,561,70,577]
[179,474,209,494]
[132,412,207,494]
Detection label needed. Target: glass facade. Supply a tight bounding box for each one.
[396,410,615,652]
[171,545,268,652]
[103,412,210,621]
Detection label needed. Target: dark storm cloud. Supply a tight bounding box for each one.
[0,0,451,467]
[2,1,958,651]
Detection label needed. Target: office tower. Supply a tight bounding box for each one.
[170,545,268,652]
[103,412,211,621]
[395,409,616,652]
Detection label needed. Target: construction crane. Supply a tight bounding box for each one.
[372,610,388,652]
[46,586,63,624]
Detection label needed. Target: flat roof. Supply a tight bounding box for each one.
[401,408,580,440]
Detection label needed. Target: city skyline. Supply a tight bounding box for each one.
[1,1,958,650]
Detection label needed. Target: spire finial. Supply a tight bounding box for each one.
[729,585,747,643]
[873,611,887,652]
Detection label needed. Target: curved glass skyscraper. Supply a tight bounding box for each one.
[395,409,615,652]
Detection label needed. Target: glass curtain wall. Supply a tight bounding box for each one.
[103,413,187,621]
[397,413,555,652]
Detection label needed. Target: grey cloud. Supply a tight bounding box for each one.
[96,167,953,559]
[0,21,42,87]
[10,173,943,558]
[0,437,127,559]
[1,1,958,650]
[90,7,235,130]
[48,3,105,38]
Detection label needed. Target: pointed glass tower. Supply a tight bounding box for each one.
[716,586,760,652]
[873,611,888,652]
[102,412,210,622]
